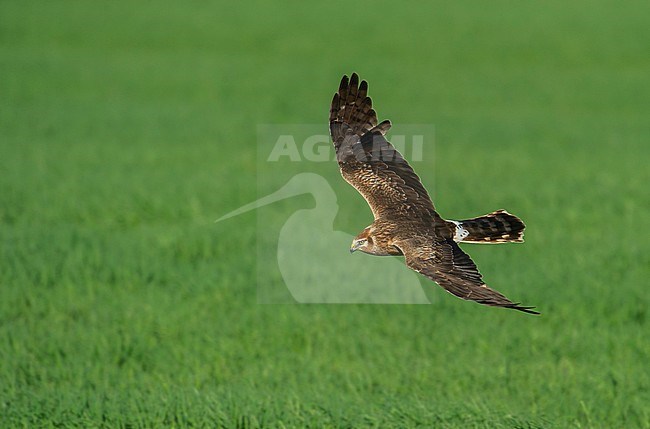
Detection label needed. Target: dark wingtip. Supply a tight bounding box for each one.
[510,304,540,315]
[359,79,368,92]
[330,92,341,121]
[339,74,349,92]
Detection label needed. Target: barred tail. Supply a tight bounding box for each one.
[452,210,525,244]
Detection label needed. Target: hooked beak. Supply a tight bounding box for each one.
[350,241,361,254]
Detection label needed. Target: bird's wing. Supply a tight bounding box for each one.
[329,73,435,219]
[397,238,539,314]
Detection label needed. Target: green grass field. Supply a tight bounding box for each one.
[2,1,649,427]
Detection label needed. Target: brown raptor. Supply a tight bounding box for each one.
[329,73,538,314]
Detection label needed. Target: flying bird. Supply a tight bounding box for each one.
[330,73,538,314]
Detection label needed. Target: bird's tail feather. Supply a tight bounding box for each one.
[453,210,525,244]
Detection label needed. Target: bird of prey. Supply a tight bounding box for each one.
[329,73,538,314]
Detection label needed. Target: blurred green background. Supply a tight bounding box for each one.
[1,1,649,427]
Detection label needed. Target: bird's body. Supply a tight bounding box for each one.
[330,73,537,314]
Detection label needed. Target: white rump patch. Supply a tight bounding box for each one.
[450,220,469,242]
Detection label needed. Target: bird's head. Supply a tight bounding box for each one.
[350,227,374,254]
